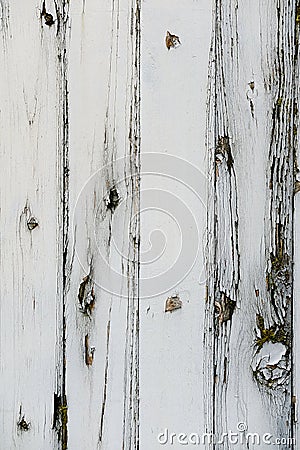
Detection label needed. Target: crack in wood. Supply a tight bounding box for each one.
[262,1,295,399]
[54,1,70,449]
[0,0,10,45]
[122,2,141,449]
[84,334,95,366]
[214,292,236,324]
[204,1,242,447]
[105,185,120,212]
[17,405,31,432]
[78,269,95,317]
[53,393,68,450]
[98,308,112,446]
[100,0,123,254]
[205,1,298,444]
[252,0,298,444]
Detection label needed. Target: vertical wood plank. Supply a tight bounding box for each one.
[53,1,69,448]
[140,1,212,448]
[0,0,68,448]
[66,1,140,448]
[205,1,297,448]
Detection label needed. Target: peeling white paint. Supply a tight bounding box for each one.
[0,0,298,449]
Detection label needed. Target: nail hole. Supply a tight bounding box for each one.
[165,295,182,312]
[166,31,181,50]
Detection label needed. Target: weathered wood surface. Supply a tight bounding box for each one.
[0,1,298,449]
[205,2,298,449]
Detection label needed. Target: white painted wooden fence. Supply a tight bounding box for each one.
[0,0,299,449]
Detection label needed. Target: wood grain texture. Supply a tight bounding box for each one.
[205,1,298,448]
[1,0,299,449]
[66,0,140,448]
[294,3,300,448]
[0,0,68,448]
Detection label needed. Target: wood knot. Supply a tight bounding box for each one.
[252,341,289,389]
[44,13,54,26]
[248,81,255,91]
[78,274,95,316]
[105,186,120,212]
[18,416,30,431]
[17,406,30,432]
[215,136,234,170]
[41,2,55,26]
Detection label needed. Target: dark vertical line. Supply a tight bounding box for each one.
[292,2,299,447]
[61,45,69,449]
[135,2,141,447]
[212,2,218,446]
[98,307,112,446]
[122,0,141,448]
[206,2,240,447]
[53,1,69,449]
[262,1,295,446]
[204,0,218,446]
[62,24,69,385]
